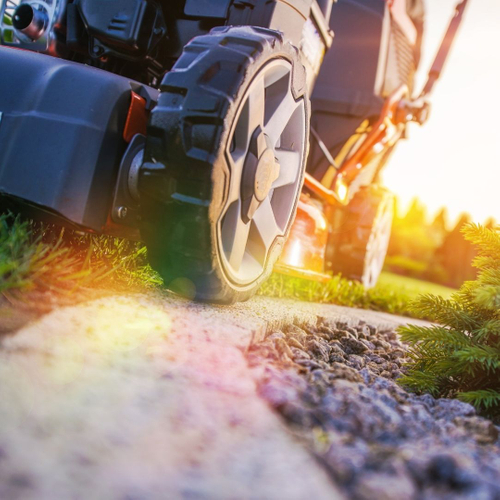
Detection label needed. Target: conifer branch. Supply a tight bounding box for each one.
[399,223,500,415]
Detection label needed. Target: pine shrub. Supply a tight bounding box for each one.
[399,223,500,415]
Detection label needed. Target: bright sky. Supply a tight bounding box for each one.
[383,0,500,225]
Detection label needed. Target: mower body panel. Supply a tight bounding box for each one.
[0,48,135,230]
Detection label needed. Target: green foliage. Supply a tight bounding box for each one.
[399,223,500,415]
[387,198,442,268]
[384,255,427,275]
[459,390,500,410]
[0,213,161,295]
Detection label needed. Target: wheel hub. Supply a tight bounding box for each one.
[241,127,280,221]
[220,58,307,283]
[254,148,277,201]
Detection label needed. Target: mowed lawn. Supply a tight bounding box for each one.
[260,269,458,320]
[378,271,457,300]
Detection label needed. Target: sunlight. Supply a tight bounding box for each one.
[383,0,500,223]
[288,239,304,268]
[335,176,349,204]
[1,297,173,417]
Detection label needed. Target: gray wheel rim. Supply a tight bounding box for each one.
[220,59,306,284]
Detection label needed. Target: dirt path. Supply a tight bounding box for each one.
[0,294,428,500]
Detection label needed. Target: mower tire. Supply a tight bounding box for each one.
[331,185,394,288]
[139,26,309,303]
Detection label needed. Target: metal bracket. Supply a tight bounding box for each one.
[110,133,145,227]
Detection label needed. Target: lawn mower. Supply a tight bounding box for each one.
[0,0,468,303]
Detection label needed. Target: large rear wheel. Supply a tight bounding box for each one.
[139,27,309,303]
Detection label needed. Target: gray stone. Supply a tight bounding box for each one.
[329,362,364,383]
[306,338,331,363]
[353,472,416,500]
[348,354,366,370]
[267,330,285,341]
[434,399,476,420]
[361,339,376,351]
[290,346,310,360]
[274,337,295,361]
[341,337,368,354]
[375,339,393,351]
[453,416,499,445]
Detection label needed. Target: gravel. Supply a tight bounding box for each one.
[247,317,500,500]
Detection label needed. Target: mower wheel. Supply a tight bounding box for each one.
[331,186,394,288]
[139,26,309,303]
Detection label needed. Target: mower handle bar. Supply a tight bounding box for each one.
[420,0,470,98]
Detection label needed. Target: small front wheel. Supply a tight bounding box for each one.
[330,186,394,288]
[139,26,310,303]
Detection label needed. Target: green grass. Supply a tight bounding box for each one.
[259,270,456,320]
[377,271,456,300]
[0,213,161,296]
